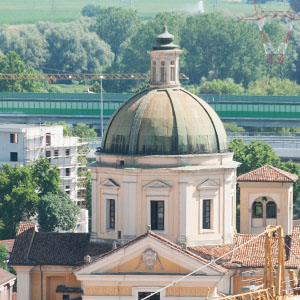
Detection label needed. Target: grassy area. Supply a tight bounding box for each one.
[0,0,289,25]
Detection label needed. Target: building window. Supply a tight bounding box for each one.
[152,67,156,82]
[63,296,70,300]
[10,133,18,143]
[160,67,165,82]
[46,133,51,146]
[107,199,115,230]
[151,201,164,230]
[65,185,70,190]
[65,168,70,176]
[54,150,59,157]
[138,292,160,300]
[252,201,263,218]
[202,199,211,229]
[45,151,51,158]
[65,149,70,156]
[266,201,277,218]
[10,152,18,162]
[170,66,175,81]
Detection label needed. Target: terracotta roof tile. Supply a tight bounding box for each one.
[77,231,227,274]
[237,165,298,183]
[0,268,15,286]
[188,244,234,261]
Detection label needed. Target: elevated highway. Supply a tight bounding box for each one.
[0,92,300,128]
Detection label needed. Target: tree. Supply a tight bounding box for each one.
[37,20,114,73]
[37,190,80,232]
[81,4,102,17]
[0,244,8,270]
[30,158,60,196]
[229,139,281,176]
[0,164,39,239]
[69,123,97,139]
[199,79,245,94]
[0,52,41,92]
[247,77,300,95]
[92,7,140,62]
[180,13,267,87]
[223,122,245,132]
[0,25,48,69]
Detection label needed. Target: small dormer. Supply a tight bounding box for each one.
[238,165,298,235]
[148,25,183,88]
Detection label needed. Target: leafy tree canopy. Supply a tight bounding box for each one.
[247,77,300,95]
[0,243,8,270]
[92,7,140,62]
[0,51,41,92]
[199,79,245,94]
[223,122,245,132]
[37,189,80,232]
[0,158,77,239]
[229,138,281,176]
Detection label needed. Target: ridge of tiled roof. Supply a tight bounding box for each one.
[237,165,298,183]
[10,222,113,266]
[0,268,15,286]
[76,231,227,273]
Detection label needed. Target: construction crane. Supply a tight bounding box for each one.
[0,73,189,83]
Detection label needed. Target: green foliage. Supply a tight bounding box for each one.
[0,243,8,270]
[69,123,97,139]
[199,79,245,95]
[37,20,114,73]
[0,51,41,92]
[229,139,281,176]
[37,190,80,232]
[0,158,74,239]
[81,4,102,17]
[92,7,139,62]
[247,77,300,96]
[180,14,267,87]
[0,164,39,239]
[223,122,245,132]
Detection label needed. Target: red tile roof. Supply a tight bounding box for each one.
[189,227,300,269]
[0,268,15,286]
[237,165,298,183]
[76,231,227,274]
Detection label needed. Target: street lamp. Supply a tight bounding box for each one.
[100,75,104,137]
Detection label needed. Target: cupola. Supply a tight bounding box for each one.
[148,25,183,88]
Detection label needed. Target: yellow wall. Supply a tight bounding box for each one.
[107,254,190,274]
[85,286,132,296]
[30,268,81,300]
[166,287,214,297]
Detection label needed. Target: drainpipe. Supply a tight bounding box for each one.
[40,265,43,300]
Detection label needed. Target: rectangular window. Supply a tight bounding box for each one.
[152,67,156,82]
[160,67,165,82]
[10,152,18,162]
[65,185,70,190]
[170,67,175,81]
[10,133,18,143]
[203,199,211,229]
[63,296,70,300]
[65,168,70,176]
[46,133,51,146]
[138,292,160,300]
[151,201,164,230]
[65,149,70,156]
[107,199,115,230]
[54,150,59,157]
[45,151,51,158]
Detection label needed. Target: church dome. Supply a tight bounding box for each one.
[101,87,228,155]
[101,26,228,156]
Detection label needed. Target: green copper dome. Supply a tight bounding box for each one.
[101,87,228,156]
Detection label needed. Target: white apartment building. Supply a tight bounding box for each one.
[0,124,88,232]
